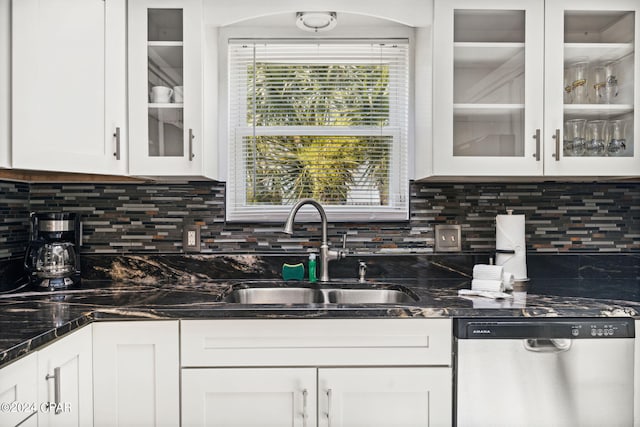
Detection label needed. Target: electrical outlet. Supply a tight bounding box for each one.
[187,230,197,246]
[183,225,201,253]
[435,224,462,252]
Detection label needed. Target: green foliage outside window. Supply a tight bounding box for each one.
[244,63,392,205]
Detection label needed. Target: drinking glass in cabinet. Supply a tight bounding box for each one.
[569,60,589,104]
[606,120,627,156]
[591,65,606,104]
[564,68,573,104]
[564,118,586,156]
[589,62,619,105]
[585,120,606,156]
[604,60,619,104]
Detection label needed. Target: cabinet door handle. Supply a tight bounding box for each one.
[532,129,540,161]
[552,129,560,161]
[113,127,121,160]
[326,388,333,427]
[301,389,308,427]
[188,129,195,161]
[45,367,62,415]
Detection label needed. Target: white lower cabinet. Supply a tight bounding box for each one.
[180,319,453,427]
[0,352,38,427]
[36,325,93,427]
[92,321,179,427]
[3,319,454,427]
[182,368,317,427]
[318,367,451,427]
[182,367,451,427]
[0,325,92,427]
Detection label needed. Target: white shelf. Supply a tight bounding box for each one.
[454,42,525,65]
[148,41,183,47]
[564,43,633,64]
[454,104,525,116]
[149,103,184,108]
[564,103,633,118]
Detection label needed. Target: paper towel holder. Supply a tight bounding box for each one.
[496,249,516,254]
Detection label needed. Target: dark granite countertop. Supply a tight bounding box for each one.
[1,276,639,369]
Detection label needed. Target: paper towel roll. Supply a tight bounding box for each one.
[502,271,515,291]
[471,279,505,292]
[472,264,504,281]
[496,212,528,279]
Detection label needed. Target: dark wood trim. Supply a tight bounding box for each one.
[0,169,151,183]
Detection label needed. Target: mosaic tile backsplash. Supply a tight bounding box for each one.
[11,180,637,257]
[0,181,30,259]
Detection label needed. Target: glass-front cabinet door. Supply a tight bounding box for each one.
[129,0,202,175]
[433,0,545,176]
[544,0,639,175]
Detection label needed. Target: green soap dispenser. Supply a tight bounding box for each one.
[308,253,317,282]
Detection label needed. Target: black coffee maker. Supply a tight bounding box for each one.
[24,212,81,290]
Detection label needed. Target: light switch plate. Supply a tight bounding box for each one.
[183,225,201,253]
[435,224,462,252]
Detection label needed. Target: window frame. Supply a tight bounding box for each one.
[219,27,415,223]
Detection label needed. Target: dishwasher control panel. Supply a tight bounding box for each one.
[455,318,635,339]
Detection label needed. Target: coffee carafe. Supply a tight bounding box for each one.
[24,212,81,290]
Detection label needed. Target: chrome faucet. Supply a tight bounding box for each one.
[282,198,345,282]
[358,260,367,283]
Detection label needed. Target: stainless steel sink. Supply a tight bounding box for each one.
[222,287,323,304]
[325,288,415,304]
[221,283,419,305]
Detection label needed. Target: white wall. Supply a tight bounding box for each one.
[204,0,434,181]
[0,0,10,168]
[203,0,432,27]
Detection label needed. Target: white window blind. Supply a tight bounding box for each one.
[227,39,409,222]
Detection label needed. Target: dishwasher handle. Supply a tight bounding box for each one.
[523,338,571,353]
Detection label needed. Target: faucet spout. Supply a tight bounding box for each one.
[282,198,343,282]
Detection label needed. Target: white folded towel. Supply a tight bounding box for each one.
[502,271,515,291]
[471,279,505,292]
[472,264,504,281]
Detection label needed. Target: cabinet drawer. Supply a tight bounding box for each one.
[180,318,452,367]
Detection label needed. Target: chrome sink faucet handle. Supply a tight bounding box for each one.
[358,260,367,283]
[282,198,345,282]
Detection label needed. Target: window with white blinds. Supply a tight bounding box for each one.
[227,39,409,222]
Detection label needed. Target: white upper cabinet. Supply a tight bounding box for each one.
[12,0,127,175]
[432,0,639,177]
[544,0,639,175]
[433,0,545,176]
[128,0,208,177]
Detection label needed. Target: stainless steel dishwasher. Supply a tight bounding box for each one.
[454,317,635,427]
